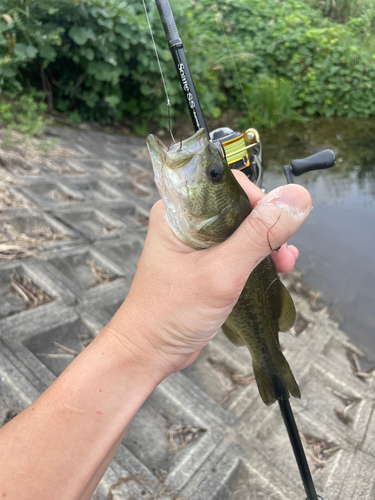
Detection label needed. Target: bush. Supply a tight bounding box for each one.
[1,0,375,132]
[0,0,210,128]
[303,0,375,24]
[0,93,47,136]
[302,0,375,50]
[194,0,375,120]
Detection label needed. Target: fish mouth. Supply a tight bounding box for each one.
[146,128,208,170]
[147,128,211,190]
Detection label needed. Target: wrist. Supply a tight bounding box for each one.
[101,305,174,385]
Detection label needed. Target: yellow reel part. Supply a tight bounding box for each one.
[222,128,260,170]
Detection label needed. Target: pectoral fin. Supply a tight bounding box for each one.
[222,318,246,346]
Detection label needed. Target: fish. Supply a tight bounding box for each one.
[146,128,300,405]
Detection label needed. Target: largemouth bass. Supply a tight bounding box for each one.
[146,128,300,405]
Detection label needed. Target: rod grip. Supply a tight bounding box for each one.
[155,0,180,43]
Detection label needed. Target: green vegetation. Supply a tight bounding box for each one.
[197,0,375,121]
[237,77,299,130]
[303,0,375,50]
[303,0,375,24]
[1,0,375,134]
[0,94,47,136]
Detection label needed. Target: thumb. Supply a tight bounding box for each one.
[212,184,312,278]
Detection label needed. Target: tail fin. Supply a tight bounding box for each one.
[253,352,301,406]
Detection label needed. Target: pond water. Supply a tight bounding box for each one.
[261,118,375,366]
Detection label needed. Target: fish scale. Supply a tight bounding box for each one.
[147,128,300,405]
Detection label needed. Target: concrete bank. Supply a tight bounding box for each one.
[0,126,374,499]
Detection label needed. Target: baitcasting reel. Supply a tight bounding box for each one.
[210,126,336,188]
[210,126,263,187]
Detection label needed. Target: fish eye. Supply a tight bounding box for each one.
[207,162,225,184]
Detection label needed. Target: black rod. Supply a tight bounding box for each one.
[282,162,323,500]
[278,398,320,500]
[155,0,209,137]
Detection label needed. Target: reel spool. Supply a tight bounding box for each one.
[210,127,263,187]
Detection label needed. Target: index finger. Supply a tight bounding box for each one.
[231,169,265,207]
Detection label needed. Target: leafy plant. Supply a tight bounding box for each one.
[303,0,375,23]
[194,0,375,122]
[0,0,201,128]
[1,0,375,133]
[0,93,47,136]
[241,77,300,129]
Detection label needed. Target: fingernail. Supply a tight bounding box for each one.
[257,185,312,220]
[273,185,311,209]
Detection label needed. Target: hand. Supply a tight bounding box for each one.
[106,172,312,376]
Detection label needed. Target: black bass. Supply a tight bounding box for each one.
[146,128,300,405]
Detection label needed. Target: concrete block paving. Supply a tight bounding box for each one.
[1,127,374,499]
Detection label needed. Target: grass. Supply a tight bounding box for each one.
[97,217,119,235]
[0,220,70,260]
[0,166,30,210]
[350,352,372,380]
[52,190,82,203]
[326,385,361,427]
[38,340,93,361]
[239,76,301,130]
[299,432,341,472]
[0,128,83,176]
[207,357,255,402]
[0,183,24,209]
[134,212,149,226]
[10,272,53,309]
[87,260,116,287]
[130,184,151,198]
[166,424,206,453]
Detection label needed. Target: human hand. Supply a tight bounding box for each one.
[105,172,311,378]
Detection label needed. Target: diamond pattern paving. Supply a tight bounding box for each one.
[1,126,374,499]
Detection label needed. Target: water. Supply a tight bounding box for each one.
[261,118,375,364]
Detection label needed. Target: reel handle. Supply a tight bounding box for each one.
[291,149,336,176]
[284,149,336,184]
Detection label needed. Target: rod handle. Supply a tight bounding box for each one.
[155,0,180,43]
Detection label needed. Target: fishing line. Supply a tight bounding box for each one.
[141,0,175,142]
[212,0,254,126]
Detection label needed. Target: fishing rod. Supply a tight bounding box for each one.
[155,0,209,136]
[153,0,264,187]
[150,1,335,498]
